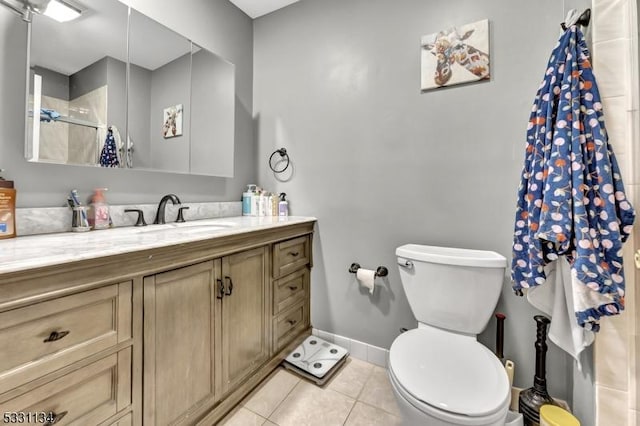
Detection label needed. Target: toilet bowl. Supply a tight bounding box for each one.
[388,326,510,426]
[390,244,510,426]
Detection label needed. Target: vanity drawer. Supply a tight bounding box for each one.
[273,267,308,315]
[1,348,131,425]
[273,301,309,353]
[273,236,310,278]
[106,412,132,426]
[0,282,132,395]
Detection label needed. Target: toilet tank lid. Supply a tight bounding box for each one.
[396,244,506,268]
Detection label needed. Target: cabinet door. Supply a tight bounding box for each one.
[220,247,270,393]
[143,261,217,425]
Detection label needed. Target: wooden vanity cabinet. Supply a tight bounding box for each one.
[0,220,314,426]
[142,247,270,425]
[219,247,270,395]
[142,261,217,425]
[0,278,133,424]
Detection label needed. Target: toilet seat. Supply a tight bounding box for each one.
[388,327,510,421]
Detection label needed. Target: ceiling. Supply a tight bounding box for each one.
[228,0,299,19]
[31,0,195,76]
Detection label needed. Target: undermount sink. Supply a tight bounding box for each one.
[134,220,237,234]
[174,220,237,229]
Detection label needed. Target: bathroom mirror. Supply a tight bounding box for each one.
[127,8,193,174]
[25,0,235,177]
[190,44,235,177]
[26,0,128,166]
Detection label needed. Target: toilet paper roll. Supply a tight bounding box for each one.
[356,268,376,295]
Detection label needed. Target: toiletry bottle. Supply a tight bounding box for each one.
[0,170,16,239]
[242,184,256,216]
[257,190,265,217]
[90,188,110,230]
[271,193,279,216]
[265,192,273,216]
[262,191,269,217]
[251,187,261,216]
[278,193,289,217]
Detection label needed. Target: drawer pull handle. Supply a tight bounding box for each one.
[216,279,225,299]
[44,410,68,426]
[288,286,298,291]
[286,319,297,326]
[225,276,234,296]
[289,251,300,257]
[43,330,70,343]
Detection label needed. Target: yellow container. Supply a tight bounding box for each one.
[540,405,580,426]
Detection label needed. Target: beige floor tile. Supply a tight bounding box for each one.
[327,357,375,399]
[358,366,402,418]
[269,380,355,426]
[344,401,402,426]
[262,421,278,426]
[218,406,266,426]
[242,368,300,418]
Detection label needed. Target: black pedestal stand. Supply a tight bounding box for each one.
[519,315,560,425]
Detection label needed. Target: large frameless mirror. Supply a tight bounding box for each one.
[24,0,235,177]
[26,0,128,167]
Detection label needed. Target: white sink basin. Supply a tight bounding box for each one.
[134,220,237,234]
[174,220,237,229]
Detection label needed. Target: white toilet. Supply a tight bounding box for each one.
[389,244,511,426]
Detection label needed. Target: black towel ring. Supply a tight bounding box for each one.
[269,148,290,174]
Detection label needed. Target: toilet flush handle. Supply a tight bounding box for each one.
[397,258,413,269]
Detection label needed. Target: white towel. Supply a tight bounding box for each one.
[526,257,594,371]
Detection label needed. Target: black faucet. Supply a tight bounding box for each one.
[154,194,181,224]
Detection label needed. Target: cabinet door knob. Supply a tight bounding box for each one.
[44,410,68,426]
[225,276,234,296]
[43,330,70,343]
[216,279,225,299]
[286,319,297,326]
[288,251,300,257]
[288,286,298,291]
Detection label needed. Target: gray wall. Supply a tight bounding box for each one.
[0,0,254,207]
[254,0,586,406]
[31,66,69,100]
[148,52,191,173]
[191,49,235,177]
[106,57,128,141]
[128,62,152,169]
[69,57,107,100]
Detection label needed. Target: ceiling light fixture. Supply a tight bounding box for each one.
[42,0,80,22]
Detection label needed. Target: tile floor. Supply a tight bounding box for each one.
[219,357,402,426]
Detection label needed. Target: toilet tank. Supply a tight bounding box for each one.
[396,244,507,335]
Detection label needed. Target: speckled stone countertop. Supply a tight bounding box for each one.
[0,216,316,275]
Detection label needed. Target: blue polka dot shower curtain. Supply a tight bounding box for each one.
[511,26,635,331]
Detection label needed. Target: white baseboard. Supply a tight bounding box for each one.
[312,328,389,368]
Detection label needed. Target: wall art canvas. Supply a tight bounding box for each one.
[162,104,183,138]
[421,19,490,91]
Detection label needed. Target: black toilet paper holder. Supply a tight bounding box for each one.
[348,263,388,277]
